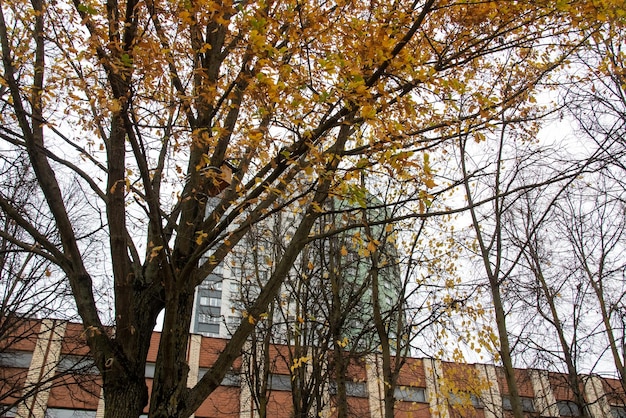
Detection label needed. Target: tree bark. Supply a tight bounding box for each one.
[527,243,589,416]
[149,286,196,418]
[459,134,525,418]
[103,364,149,418]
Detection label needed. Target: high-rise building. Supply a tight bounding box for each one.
[191,194,404,350]
[190,260,230,338]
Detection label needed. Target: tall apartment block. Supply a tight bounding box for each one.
[190,194,404,349]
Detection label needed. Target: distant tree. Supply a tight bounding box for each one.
[562,11,626,384]
[458,116,530,418]
[0,154,96,416]
[505,188,591,416]
[559,180,626,388]
[455,103,600,417]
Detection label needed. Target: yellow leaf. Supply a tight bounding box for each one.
[149,245,163,261]
[195,230,208,245]
[179,10,192,24]
[340,246,348,256]
[109,99,121,113]
[423,177,437,188]
[336,337,349,348]
[361,105,376,119]
[290,356,311,372]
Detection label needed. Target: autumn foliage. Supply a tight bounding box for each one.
[0,0,624,417]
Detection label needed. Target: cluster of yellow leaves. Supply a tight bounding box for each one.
[554,0,626,25]
[15,0,601,213]
[148,243,163,261]
[336,337,349,348]
[195,231,208,245]
[290,356,311,373]
[438,364,491,415]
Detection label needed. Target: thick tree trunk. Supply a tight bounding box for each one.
[103,371,148,418]
[149,287,195,418]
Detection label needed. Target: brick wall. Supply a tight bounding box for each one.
[1,319,624,418]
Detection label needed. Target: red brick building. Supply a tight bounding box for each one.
[1,319,624,418]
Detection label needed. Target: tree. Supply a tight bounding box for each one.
[0,154,101,416]
[0,0,607,417]
[452,7,626,414]
[495,153,626,417]
[559,179,626,386]
[458,114,534,418]
[497,12,626,409]
[455,104,599,417]
[238,195,405,418]
[504,187,592,416]
[563,10,626,390]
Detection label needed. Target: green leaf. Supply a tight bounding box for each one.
[121,53,133,67]
[78,4,97,15]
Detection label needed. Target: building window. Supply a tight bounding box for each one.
[269,374,292,391]
[199,331,220,338]
[200,280,222,291]
[197,369,240,386]
[229,265,243,279]
[222,372,241,387]
[470,394,482,408]
[557,400,582,417]
[502,396,535,413]
[45,409,97,418]
[611,406,626,418]
[198,314,221,324]
[449,392,483,408]
[227,316,240,325]
[329,381,368,398]
[200,297,221,307]
[145,363,155,378]
[57,355,98,374]
[0,351,33,368]
[1,407,16,417]
[394,386,426,403]
[230,300,244,312]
